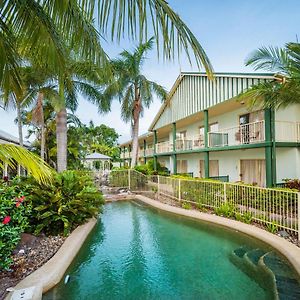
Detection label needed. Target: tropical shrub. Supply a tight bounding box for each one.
[19,171,104,236]
[214,203,236,218]
[282,179,300,191]
[0,184,31,269]
[266,221,279,234]
[181,201,192,209]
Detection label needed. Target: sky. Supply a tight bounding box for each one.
[1,0,299,144]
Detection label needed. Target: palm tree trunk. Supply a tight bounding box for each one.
[56,79,67,172]
[56,108,67,172]
[131,94,141,167]
[16,103,23,176]
[16,103,23,147]
[41,124,46,161]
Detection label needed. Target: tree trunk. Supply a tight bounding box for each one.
[131,89,141,167]
[16,103,23,147]
[41,125,46,161]
[16,103,23,176]
[131,113,140,167]
[56,108,68,172]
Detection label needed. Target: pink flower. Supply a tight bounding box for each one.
[16,202,21,208]
[2,216,11,225]
[19,196,25,202]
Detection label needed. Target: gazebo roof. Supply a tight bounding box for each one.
[85,152,111,160]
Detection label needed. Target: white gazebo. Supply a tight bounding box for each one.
[83,152,111,172]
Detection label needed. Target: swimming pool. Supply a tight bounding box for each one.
[43,201,300,299]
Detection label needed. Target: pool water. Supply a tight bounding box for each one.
[43,201,298,300]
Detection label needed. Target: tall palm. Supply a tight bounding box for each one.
[239,42,300,108]
[102,38,167,167]
[55,57,110,172]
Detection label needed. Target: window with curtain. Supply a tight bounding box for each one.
[199,160,219,178]
[177,160,188,173]
[240,159,266,186]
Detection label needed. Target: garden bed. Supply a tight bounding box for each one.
[0,234,65,300]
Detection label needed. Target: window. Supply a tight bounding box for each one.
[176,131,187,139]
[240,159,265,187]
[199,122,219,134]
[199,160,219,178]
[177,160,188,173]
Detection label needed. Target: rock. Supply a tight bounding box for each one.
[18,249,25,255]
[278,230,290,238]
[15,233,40,252]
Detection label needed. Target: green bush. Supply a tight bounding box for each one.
[0,184,31,269]
[181,201,192,209]
[214,203,236,218]
[266,221,279,233]
[235,211,253,224]
[19,171,104,236]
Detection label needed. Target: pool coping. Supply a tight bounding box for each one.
[134,194,300,277]
[5,218,97,300]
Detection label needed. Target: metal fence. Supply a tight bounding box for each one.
[109,170,300,239]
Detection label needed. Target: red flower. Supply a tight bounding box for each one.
[16,202,21,208]
[2,216,11,225]
[19,196,25,202]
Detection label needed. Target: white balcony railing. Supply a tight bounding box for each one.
[145,147,154,156]
[275,121,300,143]
[208,120,265,147]
[156,141,172,154]
[121,152,131,159]
[175,135,205,151]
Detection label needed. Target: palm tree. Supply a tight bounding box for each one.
[102,38,167,167]
[239,42,300,108]
[1,0,214,172]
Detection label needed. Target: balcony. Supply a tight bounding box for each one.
[145,147,154,156]
[175,135,204,151]
[156,141,172,154]
[275,121,300,143]
[121,152,131,159]
[208,120,265,147]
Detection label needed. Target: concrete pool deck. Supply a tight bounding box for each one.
[134,194,300,277]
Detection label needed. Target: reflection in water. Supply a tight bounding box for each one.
[44,201,288,300]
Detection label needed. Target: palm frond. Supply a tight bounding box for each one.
[245,46,290,74]
[0,143,53,183]
[97,0,213,76]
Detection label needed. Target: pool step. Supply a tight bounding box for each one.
[260,252,300,300]
[231,247,300,300]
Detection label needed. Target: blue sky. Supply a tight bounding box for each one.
[1,0,299,143]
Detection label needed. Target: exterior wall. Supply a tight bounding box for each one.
[276,148,300,182]
[153,74,271,130]
[209,149,265,182]
[276,104,300,122]
[176,153,205,176]
[157,157,170,170]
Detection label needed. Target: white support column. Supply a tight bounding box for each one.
[298,192,300,242]
[4,163,8,177]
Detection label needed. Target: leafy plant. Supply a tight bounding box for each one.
[235,211,253,224]
[20,171,104,236]
[181,202,192,210]
[266,221,279,234]
[215,203,236,218]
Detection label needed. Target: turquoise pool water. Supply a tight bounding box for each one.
[43,201,299,300]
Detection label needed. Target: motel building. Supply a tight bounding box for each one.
[119,72,300,187]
